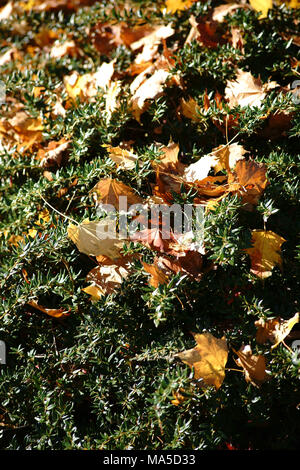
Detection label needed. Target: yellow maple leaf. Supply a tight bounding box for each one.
[176,332,228,389]
[249,0,273,18]
[255,312,299,348]
[164,0,197,14]
[245,230,286,278]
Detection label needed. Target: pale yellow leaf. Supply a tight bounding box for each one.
[67,219,125,260]
[104,145,138,170]
[225,69,277,108]
[130,67,169,121]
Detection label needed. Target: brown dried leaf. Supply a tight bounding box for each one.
[142,261,169,287]
[228,159,268,206]
[131,24,174,65]
[91,178,144,209]
[83,264,129,299]
[255,313,299,348]
[157,250,205,281]
[37,138,70,168]
[233,345,268,387]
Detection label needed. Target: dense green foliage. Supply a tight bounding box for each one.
[0,0,299,450]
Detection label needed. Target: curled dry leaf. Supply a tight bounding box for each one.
[83,264,129,300]
[176,332,228,389]
[245,230,286,279]
[105,80,121,121]
[130,66,170,121]
[0,107,43,151]
[27,300,70,318]
[131,24,174,65]
[233,345,269,387]
[255,312,299,348]
[228,159,268,206]
[37,138,70,168]
[142,261,169,288]
[225,69,277,108]
[231,27,244,52]
[184,15,201,45]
